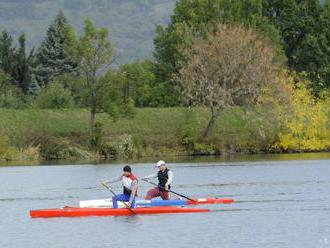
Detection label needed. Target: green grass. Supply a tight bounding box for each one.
[0,109,89,135]
[0,107,280,153]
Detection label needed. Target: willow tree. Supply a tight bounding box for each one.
[176,24,282,139]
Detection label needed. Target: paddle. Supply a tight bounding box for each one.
[101,183,137,215]
[143,180,197,202]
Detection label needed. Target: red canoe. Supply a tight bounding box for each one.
[30,206,210,218]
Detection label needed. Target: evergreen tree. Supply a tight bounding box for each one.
[0,30,15,75]
[13,34,35,93]
[36,11,77,86]
[0,31,36,93]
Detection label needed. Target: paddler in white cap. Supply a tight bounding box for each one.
[142,160,173,200]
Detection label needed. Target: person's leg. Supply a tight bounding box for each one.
[145,187,161,200]
[160,191,170,200]
[112,195,119,209]
[131,197,136,208]
[112,194,127,209]
[119,194,136,208]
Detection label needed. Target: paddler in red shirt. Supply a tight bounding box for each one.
[142,160,173,200]
[102,165,138,208]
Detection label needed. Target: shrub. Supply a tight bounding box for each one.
[19,145,40,162]
[0,135,19,161]
[0,89,25,109]
[193,143,219,156]
[39,136,91,160]
[0,71,27,108]
[98,142,118,159]
[275,75,330,151]
[52,74,85,107]
[116,134,135,159]
[0,131,40,162]
[36,82,74,109]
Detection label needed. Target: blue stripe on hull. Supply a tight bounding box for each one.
[136,199,188,207]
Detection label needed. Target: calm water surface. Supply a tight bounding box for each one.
[1,154,330,248]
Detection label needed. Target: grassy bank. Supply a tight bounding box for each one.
[0,107,329,163]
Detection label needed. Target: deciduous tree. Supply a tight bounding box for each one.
[262,0,330,89]
[176,24,282,139]
[76,19,114,136]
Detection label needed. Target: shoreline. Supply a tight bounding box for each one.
[1,108,329,164]
[1,151,330,167]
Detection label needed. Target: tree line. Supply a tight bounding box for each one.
[0,0,329,150]
[155,0,330,92]
[1,1,329,102]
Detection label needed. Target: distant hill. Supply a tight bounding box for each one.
[0,0,176,64]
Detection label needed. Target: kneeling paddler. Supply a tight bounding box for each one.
[102,165,138,208]
[142,160,173,200]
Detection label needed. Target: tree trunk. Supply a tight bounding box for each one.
[90,106,96,135]
[89,99,97,148]
[89,76,97,136]
[201,107,219,140]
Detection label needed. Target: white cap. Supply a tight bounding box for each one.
[156,160,166,167]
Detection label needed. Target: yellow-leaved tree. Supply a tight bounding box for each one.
[275,73,330,151]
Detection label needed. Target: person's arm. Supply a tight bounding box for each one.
[102,175,122,185]
[128,179,138,206]
[142,173,157,181]
[165,171,173,190]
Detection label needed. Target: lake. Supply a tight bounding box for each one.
[1,153,330,248]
